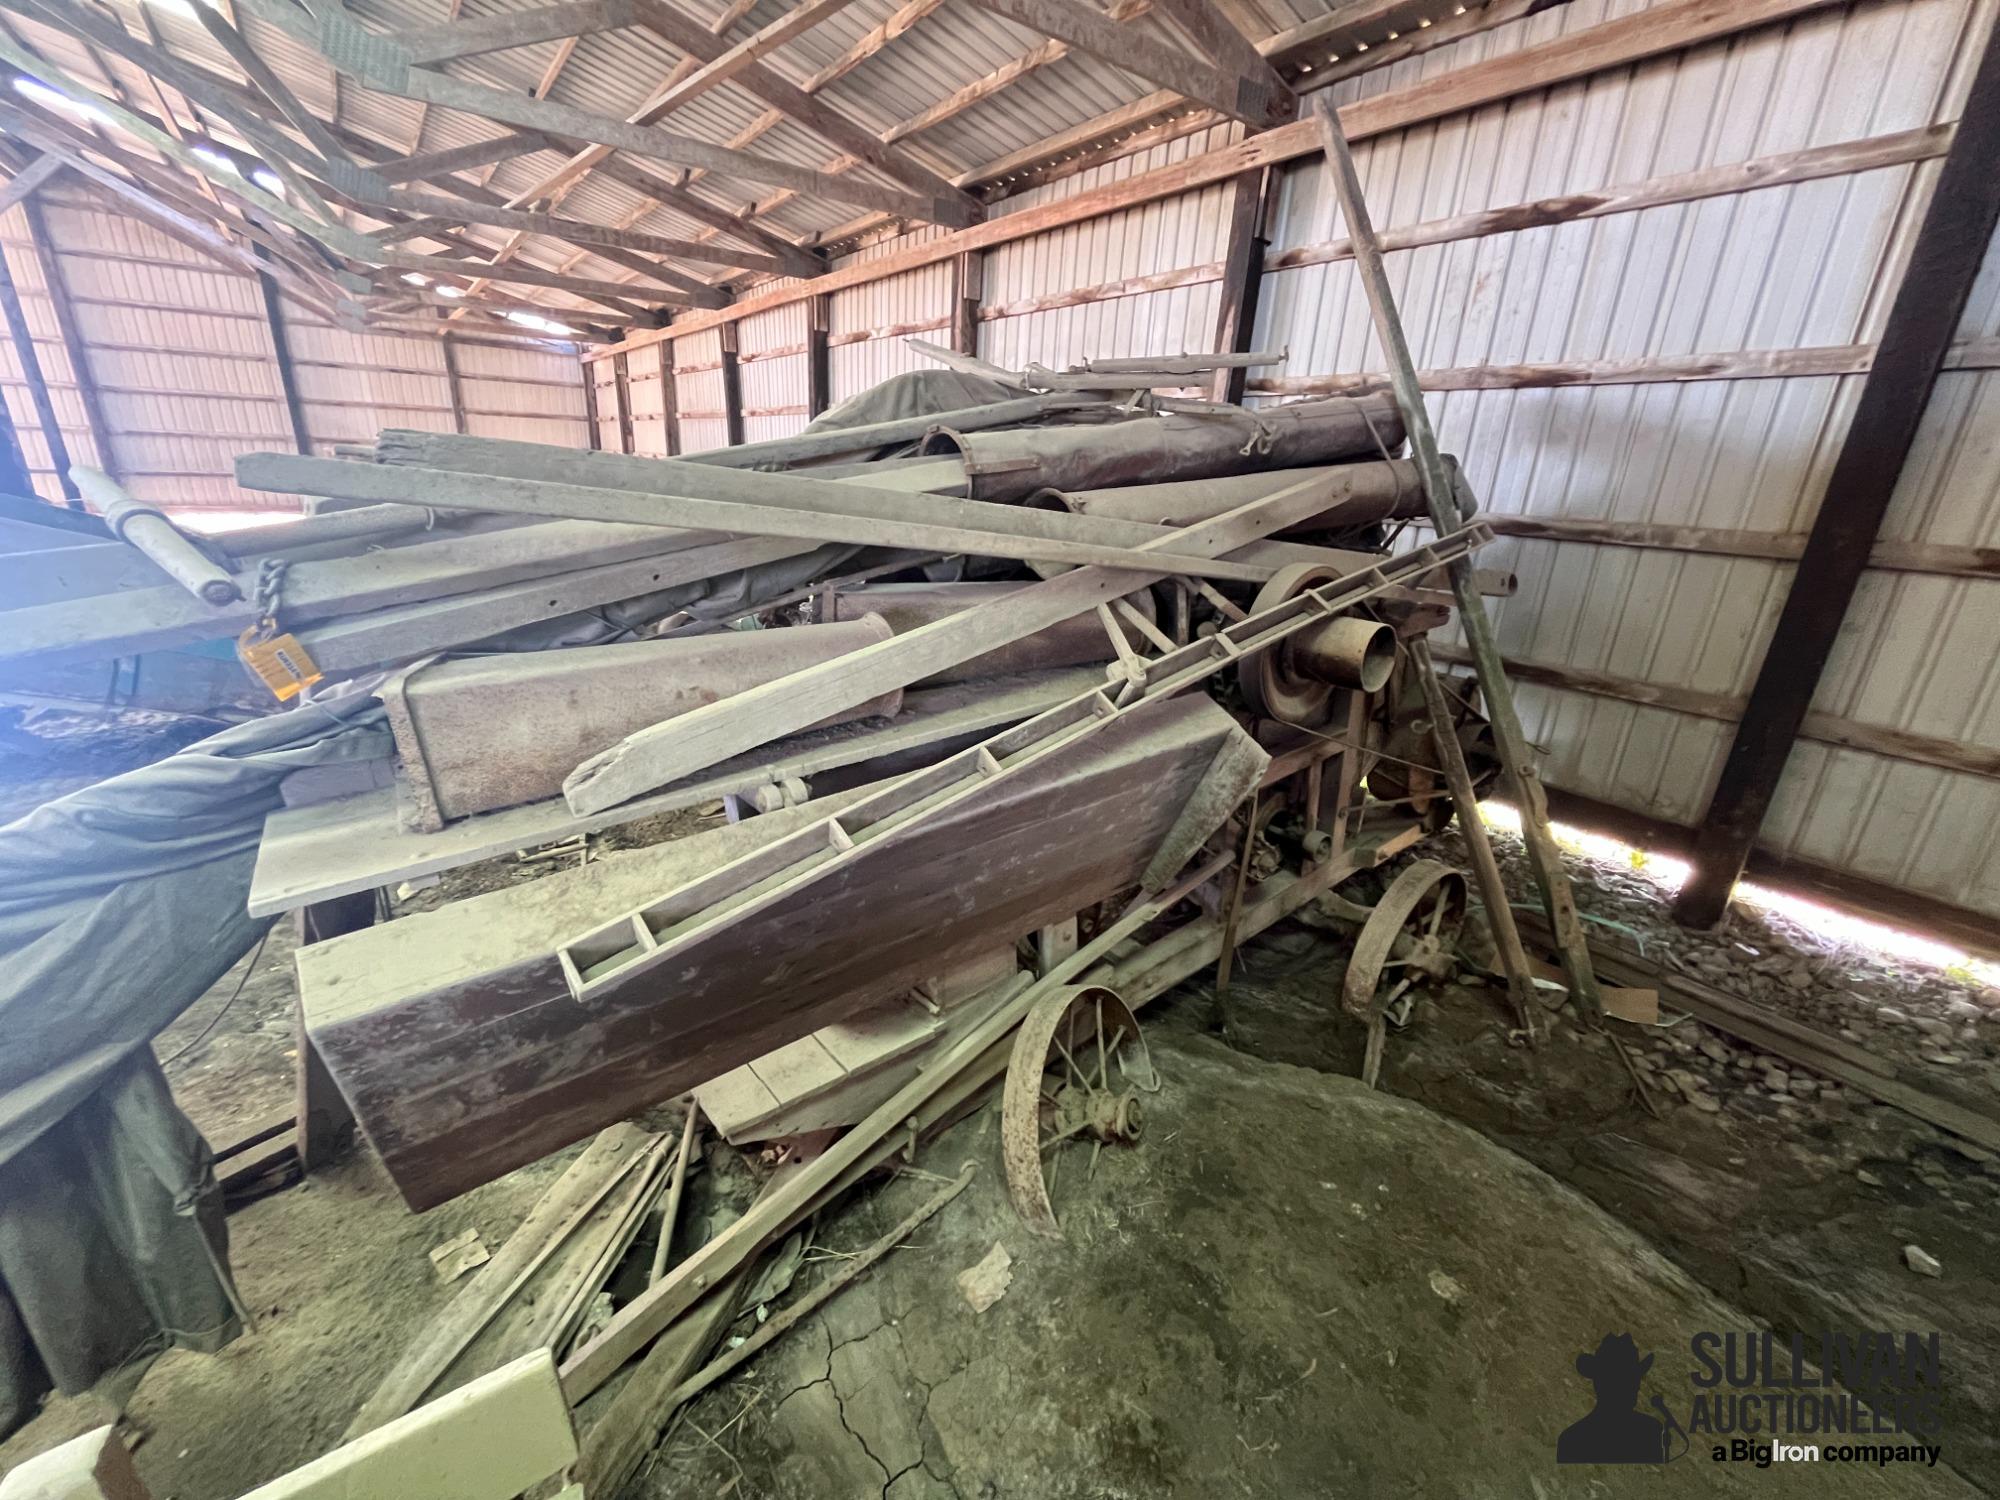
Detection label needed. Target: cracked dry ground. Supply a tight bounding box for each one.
[624,1016,1987,1500]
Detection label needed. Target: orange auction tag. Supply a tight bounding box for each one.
[237,625,323,702]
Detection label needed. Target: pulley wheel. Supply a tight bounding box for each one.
[1237,563,1396,728]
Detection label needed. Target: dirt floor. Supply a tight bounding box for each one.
[0,709,1996,1497]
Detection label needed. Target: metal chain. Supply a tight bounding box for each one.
[252,556,289,638]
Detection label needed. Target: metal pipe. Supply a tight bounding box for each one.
[918,395,1407,501]
[1043,458,1435,532]
[1289,617,1394,692]
[73,466,242,605]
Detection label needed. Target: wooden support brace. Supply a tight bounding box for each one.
[294,890,376,1170]
[806,293,831,419]
[612,350,635,455]
[719,322,745,448]
[1309,95,1604,1020]
[657,340,681,456]
[0,232,73,499]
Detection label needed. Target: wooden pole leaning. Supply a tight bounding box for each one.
[1309,96,1603,1021]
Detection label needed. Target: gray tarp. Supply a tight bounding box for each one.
[0,695,389,1437]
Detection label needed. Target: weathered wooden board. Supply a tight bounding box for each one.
[300,696,1243,1208]
[696,976,1017,1145]
[252,671,1095,916]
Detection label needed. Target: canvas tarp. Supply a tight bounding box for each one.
[0,694,389,1437]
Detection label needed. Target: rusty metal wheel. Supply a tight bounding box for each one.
[1001,984,1156,1238]
[1342,859,1468,1088]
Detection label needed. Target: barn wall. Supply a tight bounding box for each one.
[1248,0,2000,919]
[0,184,588,514]
[579,0,2000,927]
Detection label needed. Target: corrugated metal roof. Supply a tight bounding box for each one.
[4,0,1469,318]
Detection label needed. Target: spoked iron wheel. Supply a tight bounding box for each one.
[1001,984,1157,1238]
[1342,859,1468,1089]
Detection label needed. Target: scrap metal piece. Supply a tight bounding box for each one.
[1001,983,1153,1239]
[74,466,241,605]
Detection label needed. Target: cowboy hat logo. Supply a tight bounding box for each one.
[1558,1333,1686,1464]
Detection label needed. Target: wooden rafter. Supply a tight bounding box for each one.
[371,185,797,274]
[402,0,467,155]
[493,0,944,259]
[393,0,637,65]
[626,0,979,220]
[231,0,974,226]
[1145,0,1293,120]
[961,0,1291,129]
[20,182,117,479]
[642,0,863,119]
[585,0,1874,358]
[374,131,561,183]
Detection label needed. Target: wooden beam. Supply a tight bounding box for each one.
[1210,167,1269,403]
[581,154,825,278]
[1430,646,2000,783]
[257,250,312,456]
[0,230,74,499]
[394,0,638,64]
[644,0,863,117]
[21,190,116,480]
[379,250,700,307]
[586,0,1857,359]
[950,250,982,356]
[657,340,679,455]
[232,0,970,226]
[374,132,560,183]
[494,0,945,241]
[963,0,1291,128]
[580,355,602,449]
[1675,25,2000,927]
[611,350,634,454]
[718,321,744,447]
[627,0,981,222]
[374,187,797,274]
[0,152,63,216]
[806,293,830,418]
[1146,0,1294,120]
[190,1,365,181]
[441,335,469,435]
[1264,123,1956,277]
[1425,512,2000,580]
